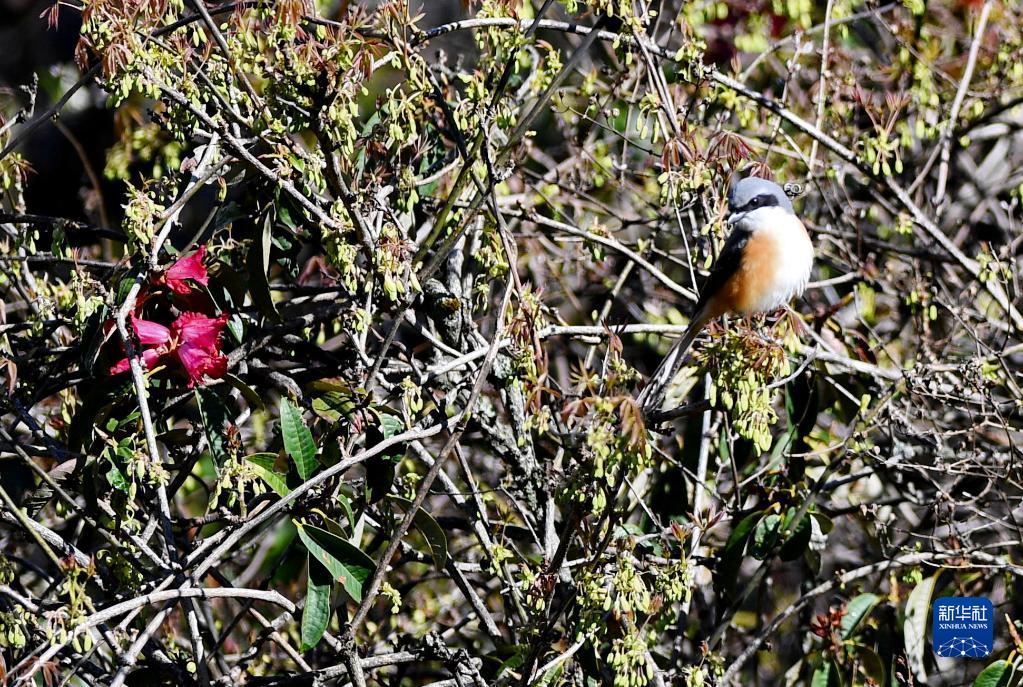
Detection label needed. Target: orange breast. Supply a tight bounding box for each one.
[709,230,780,316]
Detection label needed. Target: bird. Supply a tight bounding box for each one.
[637,176,814,413]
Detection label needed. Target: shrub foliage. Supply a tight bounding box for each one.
[1,0,1022,685]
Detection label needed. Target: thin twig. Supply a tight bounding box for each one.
[934,0,993,208]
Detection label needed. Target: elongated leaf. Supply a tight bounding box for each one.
[210,201,248,233]
[300,555,332,651]
[810,663,829,687]
[80,304,108,373]
[379,413,404,438]
[213,259,248,309]
[386,495,448,569]
[224,372,264,409]
[853,645,886,686]
[295,522,374,602]
[904,574,938,683]
[974,660,1011,687]
[751,513,782,559]
[716,511,762,596]
[336,492,355,531]
[363,414,403,503]
[312,390,359,423]
[246,453,290,497]
[811,659,842,687]
[725,511,762,551]
[195,387,230,467]
[68,377,119,452]
[247,211,280,321]
[494,646,528,679]
[106,463,129,493]
[842,593,880,639]
[310,508,346,538]
[364,454,398,504]
[813,512,835,534]
[778,510,812,561]
[281,399,317,481]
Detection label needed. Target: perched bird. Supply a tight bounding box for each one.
[638,177,814,413]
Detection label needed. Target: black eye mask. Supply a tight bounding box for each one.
[733,193,779,214]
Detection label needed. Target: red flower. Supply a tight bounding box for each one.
[160,246,209,295]
[111,311,230,387]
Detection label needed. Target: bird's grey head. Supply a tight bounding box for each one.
[727,177,793,225]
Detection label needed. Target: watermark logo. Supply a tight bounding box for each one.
[932,597,994,658]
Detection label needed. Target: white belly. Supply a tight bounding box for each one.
[749,210,814,312]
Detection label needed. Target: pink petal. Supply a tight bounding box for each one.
[166,280,197,296]
[172,312,228,352]
[131,315,171,346]
[164,246,209,294]
[109,348,163,376]
[176,342,228,386]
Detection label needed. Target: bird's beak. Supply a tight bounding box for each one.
[726,211,743,226]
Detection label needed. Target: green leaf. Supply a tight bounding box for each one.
[768,424,797,464]
[300,555,332,651]
[106,463,129,493]
[841,593,881,639]
[294,522,374,602]
[309,380,364,423]
[363,413,404,503]
[716,511,761,596]
[278,204,297,229]
[210,202,248,233]
[321,437,343,468]
[494,646,528,679]
[223,372,264,409]
[853,645,886,686]
[212,259,249,309]
[386,495,448,569]
[312,392,351,423]
[281,398,317,481]
[336,492,355,531]
[364,454,398,504]
[310,508,347,537]
[778,510,812,561]
[750,513,782,559]
[195,387,230,467]
[813,512,835,534]
[904,573,938,684]
[247,211,280,321]
[226,314,245,345]
[811,659,842,687]
[116,274,137,305]
[246,453,290,497]
[974,660,1012,687]
[79,304,108,373]
[379,413,404,438]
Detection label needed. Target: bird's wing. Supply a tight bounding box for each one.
[692,226,751,317]
[638,227,751,413]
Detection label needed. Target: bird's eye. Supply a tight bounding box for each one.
[749,197,760,208]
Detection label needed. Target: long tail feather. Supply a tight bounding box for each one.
[637,314,709,413]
